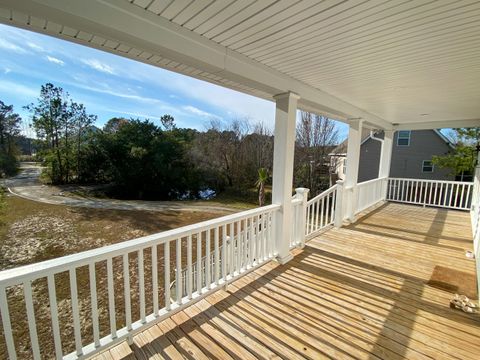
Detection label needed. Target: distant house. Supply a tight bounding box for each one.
[330,129,455,183]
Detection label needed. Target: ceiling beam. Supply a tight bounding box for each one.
[0,0,393,130]
[393,119,480,130]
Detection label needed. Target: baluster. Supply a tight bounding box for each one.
[196,233,201,294]
[24,281,41,360]
[314,199,320,231]
[123,254,132,331]
[87,264,99,349]
[320,197,324,228]
[249,218,254,267]
[106,259,116,339]
[442,182,448,206]
[187,235,193,299]
[0,286,16,360]
[243,220,248,269]
[460,184,466,209]
[448,183,454,207]
[152,246,159,315]
[237,221,243,271]
[205,230,211,289]
[227,223,235,277]
[465,183,472,208]
[222,224,228,278]
[47,275,63,359]
[331,189,336,224]
[70,268,84,353]
[165,242,171,310]
[305,205,310,235]
[214,227,220,283]
[176,239,182,304]
[256,215,262,264]
[137,250,146,322]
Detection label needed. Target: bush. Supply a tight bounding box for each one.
[0,152,18,177]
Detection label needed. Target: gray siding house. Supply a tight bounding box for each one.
[330,130,454,183]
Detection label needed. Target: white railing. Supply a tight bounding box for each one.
[356,177,387,214]
[0,204,279,360]
[387,178,473,210]
[305,185,337,238]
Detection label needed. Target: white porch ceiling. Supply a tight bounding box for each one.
[0,0,479,130]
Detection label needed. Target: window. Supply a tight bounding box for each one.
[397,130,411,146]
[422,160,434,173]
[342,159,347,175]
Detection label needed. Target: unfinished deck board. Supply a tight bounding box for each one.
[92,203,479,360]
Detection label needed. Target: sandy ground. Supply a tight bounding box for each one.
[0,192,229,359]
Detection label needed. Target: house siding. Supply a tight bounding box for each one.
[357,130,453,182]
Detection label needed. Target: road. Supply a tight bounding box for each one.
[4,163,238,214]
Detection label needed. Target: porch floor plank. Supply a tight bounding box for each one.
[92,203,479,360]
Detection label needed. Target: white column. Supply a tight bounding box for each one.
[272,92,299,264]
[379,130,393,199]
[344,119,363,221]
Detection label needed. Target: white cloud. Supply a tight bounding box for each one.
[0,38,27,53]
[81,59,115,74]
[183,105,222,120]
[27,42,44,52]
[3,68,11,74]
[46,55,64,66]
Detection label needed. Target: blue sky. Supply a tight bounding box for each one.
[0,23,348,139]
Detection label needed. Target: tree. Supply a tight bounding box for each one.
[255,168,268,206]
[0,101,22,176]
[432,128,480,179]
[25,83,96,183]
[295,111,339,194]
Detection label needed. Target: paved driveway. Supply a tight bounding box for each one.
[5,163,237,214]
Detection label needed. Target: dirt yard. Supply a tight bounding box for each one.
[0,192,228,359]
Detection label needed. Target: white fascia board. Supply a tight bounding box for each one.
[0,0,393,130]
[393,119,480,131]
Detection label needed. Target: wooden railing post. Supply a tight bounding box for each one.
[294,188,309,248]
[334,180,344,228]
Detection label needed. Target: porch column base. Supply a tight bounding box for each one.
[275,253,294,265]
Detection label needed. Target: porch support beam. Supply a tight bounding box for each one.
[344,119,364,221]
[272,92,299,264]
[394,119,480,131]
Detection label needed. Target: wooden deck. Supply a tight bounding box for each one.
[93,203,479,360]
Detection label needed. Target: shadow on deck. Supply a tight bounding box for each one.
[95,202,480,360]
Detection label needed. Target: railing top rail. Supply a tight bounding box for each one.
[357,176,388,187]
[388,177,473,185]
[307,184,337,205]
[0,204,280,286]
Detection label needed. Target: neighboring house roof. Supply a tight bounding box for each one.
[329,129,454,156]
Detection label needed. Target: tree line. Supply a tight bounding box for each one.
[2,83,342,202]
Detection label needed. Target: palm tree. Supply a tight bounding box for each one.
[255,168,268,207]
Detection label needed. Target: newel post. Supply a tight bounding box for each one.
[334,180,344,228]
[294,188,309,248]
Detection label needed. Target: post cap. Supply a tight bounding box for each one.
[295,187,309,194]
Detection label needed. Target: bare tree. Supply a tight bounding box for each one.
[295,111,339,194]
